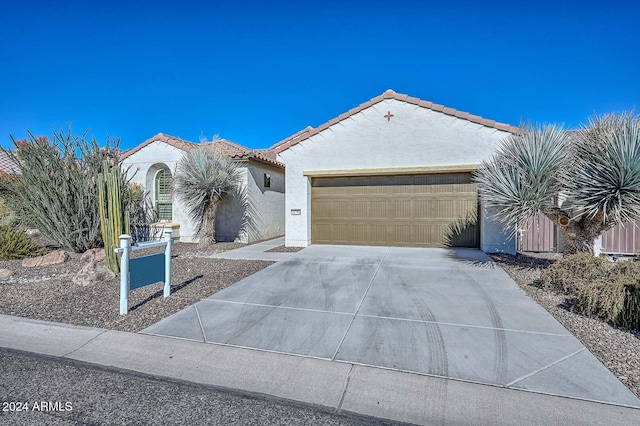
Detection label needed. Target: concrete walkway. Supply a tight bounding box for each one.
[208,237,295,261]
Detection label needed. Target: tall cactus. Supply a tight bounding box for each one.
[98,160,130,274]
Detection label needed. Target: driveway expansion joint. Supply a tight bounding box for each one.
[200,299,354,316]
[505,347,587,387]
[193,304,207,342]
[331,247,389,360]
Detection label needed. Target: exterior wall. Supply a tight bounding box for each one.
[215,161,285,243]
[215,167,248,243]
[481,207,516,255]
[122,140,285,244]
[122,140,198,241]
[278,98,515,253]
[245,161,285,241]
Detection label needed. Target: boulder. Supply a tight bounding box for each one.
[73,260,116,287]
[80,248,106,263]
[0,269,13,281]
[22,250,70,268]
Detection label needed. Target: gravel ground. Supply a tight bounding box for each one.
[0,242,273,333]
[490,252,640,399]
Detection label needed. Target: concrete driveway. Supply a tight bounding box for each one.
[143,245,640,407]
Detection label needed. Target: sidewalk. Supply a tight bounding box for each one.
[209,237,296,261]
[1,314,639,425]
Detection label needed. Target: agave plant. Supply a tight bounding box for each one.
[475,113,640,255]
[173,147,244,245]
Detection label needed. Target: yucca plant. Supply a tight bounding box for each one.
[475,113,640,255]
[173,146,244,245]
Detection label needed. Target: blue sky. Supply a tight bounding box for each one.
[1,0,638,151]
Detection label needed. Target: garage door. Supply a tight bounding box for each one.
[311,173,479,247]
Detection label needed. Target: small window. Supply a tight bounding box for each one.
[264,173,271,188]
[155,168,172,221]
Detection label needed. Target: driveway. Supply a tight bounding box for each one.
[142,245,640,407]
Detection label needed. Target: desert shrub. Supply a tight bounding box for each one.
[0,225,46,260]
[542,253,640,329]
[574,261,640,329]
[2,128,122,252]
[540,253,609,294]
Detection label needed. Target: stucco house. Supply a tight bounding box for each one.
[271,89,519,254]
[121,133,285,243]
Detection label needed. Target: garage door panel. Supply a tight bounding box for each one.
[393,199,413,219]
[311,173,479,248]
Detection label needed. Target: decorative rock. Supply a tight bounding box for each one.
[25,228,40,237]
[72,259,115,286]
[21,250,70,268]
[80,248,106,264]
[0,269,13,281]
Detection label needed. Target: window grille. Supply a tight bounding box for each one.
[155,168,172,221]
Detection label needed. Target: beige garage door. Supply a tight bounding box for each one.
[311,173,479,247]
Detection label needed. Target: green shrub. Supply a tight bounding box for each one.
[0,225,46,260]
[540,252,609,294]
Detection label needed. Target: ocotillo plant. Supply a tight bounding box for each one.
[98,160,130,274]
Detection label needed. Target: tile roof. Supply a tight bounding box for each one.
[120,133,283,168]
[0,150,19,174]
[270,89,520,154]
[203,139,284,168]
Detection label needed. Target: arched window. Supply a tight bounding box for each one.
[155,167,172,221]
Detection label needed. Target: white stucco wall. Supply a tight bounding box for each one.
[122,140,198,241]
[122,140,281,244]
[278,98,516,253]
[245,161,285,241]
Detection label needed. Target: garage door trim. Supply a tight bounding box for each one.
[303,164,480,178]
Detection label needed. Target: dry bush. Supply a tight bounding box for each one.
[542,253,640,329]
[540,252,609,294]
[574,261,640,329]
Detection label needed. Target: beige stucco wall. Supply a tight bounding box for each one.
[277,98,516,253]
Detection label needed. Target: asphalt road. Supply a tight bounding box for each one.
[0,347,397,426]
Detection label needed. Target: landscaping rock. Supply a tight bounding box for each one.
[73,260,116,287]
[0,269,13,281]
[80,248,106,264]
[25,228,40,237]
[21,250,70,268]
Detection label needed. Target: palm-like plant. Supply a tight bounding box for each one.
[173,147,244,245]
[475,113,640,255]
